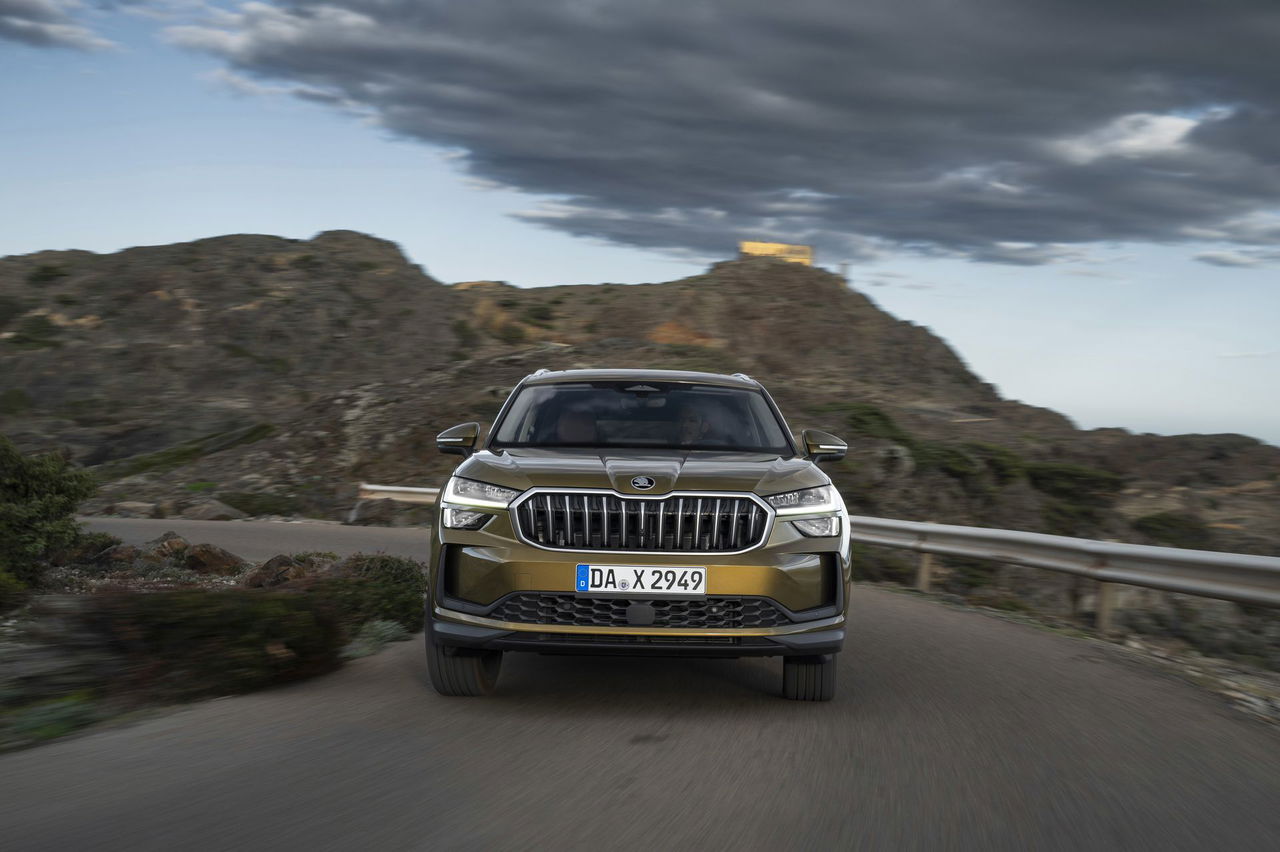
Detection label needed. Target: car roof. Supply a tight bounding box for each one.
[521,368,759,389]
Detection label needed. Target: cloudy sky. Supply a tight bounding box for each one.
[3,1,1278,443]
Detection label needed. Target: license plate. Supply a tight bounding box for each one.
[576,564,707,596]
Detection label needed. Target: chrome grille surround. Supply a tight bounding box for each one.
[509,488,775,554]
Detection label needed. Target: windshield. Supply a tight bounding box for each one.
[490,381,794,454]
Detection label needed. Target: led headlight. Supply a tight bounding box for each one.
[765,485,841,516]
[792,516,841,537]
[441,506,492,530]
[443,476,520,509]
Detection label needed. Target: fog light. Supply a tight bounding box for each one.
[792,516,841,537]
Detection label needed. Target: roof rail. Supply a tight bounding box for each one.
[732,372,755,383]
[530,368,551,377]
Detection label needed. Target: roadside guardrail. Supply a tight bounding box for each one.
[355,483,1279,631]
[847,515,1280,631]
[357,483,441,504]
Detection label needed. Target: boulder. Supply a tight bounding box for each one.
[183,543,248,576]
[110,501,158,518]
[179,499,248,521]
[98,544,141,565]
[242,553,329,588]
[142,532,190,558]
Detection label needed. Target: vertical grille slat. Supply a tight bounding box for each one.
[514,493,768,552]
[620,498,628,547]
[675,498,685,550]
[602,495,610,545]
[712,499,723,549]
[693,498,703,549]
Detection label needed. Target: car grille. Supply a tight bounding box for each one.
[513,492,769,552]
[490,593,791,628]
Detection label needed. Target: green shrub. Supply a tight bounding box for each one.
[523,304,554,326]
[184,481,218,493]
[26,265,68,286]
[0,296,26,330]
[1041,499,1102,536]
[45,530,122,566]
[915,442,980,479]
[7,315,62,350]
[219,344,291,374]
[967,589,1031,612]
[0,389,32,416]
[217,491,302,517]
[93,424,274,481]
[84,589,344,699]
[839,403,915,445]
[308,554,427,632]
[4,691,99,742]
[848,543,916,585]
[452,319,479,347]
[341,619,412,659]
[1132,512,1214,550]
[964,442,1025,484]
[939,556,999,594]
[0,568,29,612]
[1025,463,1123,505]
[495,322,526,344]
[0,436,97,586]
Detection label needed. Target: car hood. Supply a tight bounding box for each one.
[453,448,827,497]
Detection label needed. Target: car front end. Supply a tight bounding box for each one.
[425,369,851,700]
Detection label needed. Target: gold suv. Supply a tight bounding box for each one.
[426,369,850,700]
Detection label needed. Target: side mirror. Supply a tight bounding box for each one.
[437,422,481,457]
[801,429,847,463]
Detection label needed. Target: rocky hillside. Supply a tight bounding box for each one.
[2,231,1277,557]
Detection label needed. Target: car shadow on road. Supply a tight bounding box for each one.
[399,643,848,714]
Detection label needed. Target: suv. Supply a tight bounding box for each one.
[426,369,851,700]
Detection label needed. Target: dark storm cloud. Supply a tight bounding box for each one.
[166,0,1280,264]
[0,0,114,49]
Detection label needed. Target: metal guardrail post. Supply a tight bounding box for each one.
[1096,582,1119,635]
[917,552,935,593]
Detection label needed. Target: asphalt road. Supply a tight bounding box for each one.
[4,521,1278,850]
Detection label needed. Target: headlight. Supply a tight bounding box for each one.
[442,506,492,530]
[792,516,841,537]
[765,485,840,516]
[443,476,520,509]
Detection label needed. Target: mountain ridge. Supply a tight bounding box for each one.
[2,230,1276,557]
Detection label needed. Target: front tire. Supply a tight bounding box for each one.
[783,654,836,701]
[426,632,502,696]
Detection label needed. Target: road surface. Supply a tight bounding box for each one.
[3,520,1277,850]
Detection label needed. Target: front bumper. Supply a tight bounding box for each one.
[429,609,846,657]
[429,495,851,658]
